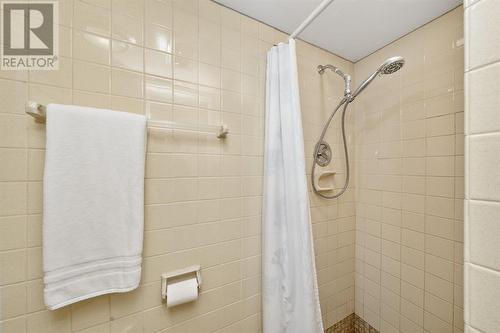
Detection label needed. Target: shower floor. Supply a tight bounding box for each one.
[325,313,378,333]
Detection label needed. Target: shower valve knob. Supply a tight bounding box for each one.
[314,141,332,167]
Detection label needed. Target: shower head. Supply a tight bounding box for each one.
[351,56,405,99]
[379,56,405,75]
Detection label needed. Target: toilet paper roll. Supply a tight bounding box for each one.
[166,277,199,308]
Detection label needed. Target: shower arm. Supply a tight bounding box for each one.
[317,65,352,97]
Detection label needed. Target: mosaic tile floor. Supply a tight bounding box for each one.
[324,313,379,333]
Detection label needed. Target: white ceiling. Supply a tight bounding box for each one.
[214,0,463,62]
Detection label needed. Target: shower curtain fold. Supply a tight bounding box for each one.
[263,39,324,333]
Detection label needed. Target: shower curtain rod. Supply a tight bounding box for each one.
[25,101,229,139]
[289,0,335,39]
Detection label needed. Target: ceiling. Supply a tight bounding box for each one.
[214,0,463,62]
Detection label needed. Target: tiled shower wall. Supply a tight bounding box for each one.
[297,44,357,327]
[0,0,354,332]
[464,0,500,331]
[354,7,464,333]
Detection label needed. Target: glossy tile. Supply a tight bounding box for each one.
[73,30,110,65]
[467,264,500,332]
[111,40,143,72]
[145,0,173,29]
[145,24,173,53]
[145,76,173,104]
[174,56,198,83]
[467,0,500,69]
[111,68,143,99]
[73,0,111,37]
[112,11,143,45]
[145,49,173,78]
[73,61,111,94]
[469,133,500,201]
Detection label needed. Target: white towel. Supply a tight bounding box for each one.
[43,104,147,310]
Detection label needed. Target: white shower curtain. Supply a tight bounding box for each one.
[263,39,324,333]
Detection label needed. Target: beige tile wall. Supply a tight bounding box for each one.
[464,0,500,332]
[0,0,355,332]
[353,7,464,333]
[297,43,357,328]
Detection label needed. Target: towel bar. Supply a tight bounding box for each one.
[26,101,229,139]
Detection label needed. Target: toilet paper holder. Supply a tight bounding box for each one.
[161,265,202,300]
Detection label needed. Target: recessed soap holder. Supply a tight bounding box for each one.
[161,265,202,300]
[313,170,336,192]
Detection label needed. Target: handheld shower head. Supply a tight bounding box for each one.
[351,56,405,99]
[378,56,405,75]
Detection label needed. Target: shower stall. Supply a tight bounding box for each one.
[263,1,464,332]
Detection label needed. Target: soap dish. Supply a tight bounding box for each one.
[313,170,335,192]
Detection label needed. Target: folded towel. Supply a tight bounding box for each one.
[43,104,147,310]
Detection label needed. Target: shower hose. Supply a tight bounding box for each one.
[311,97,351,199]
